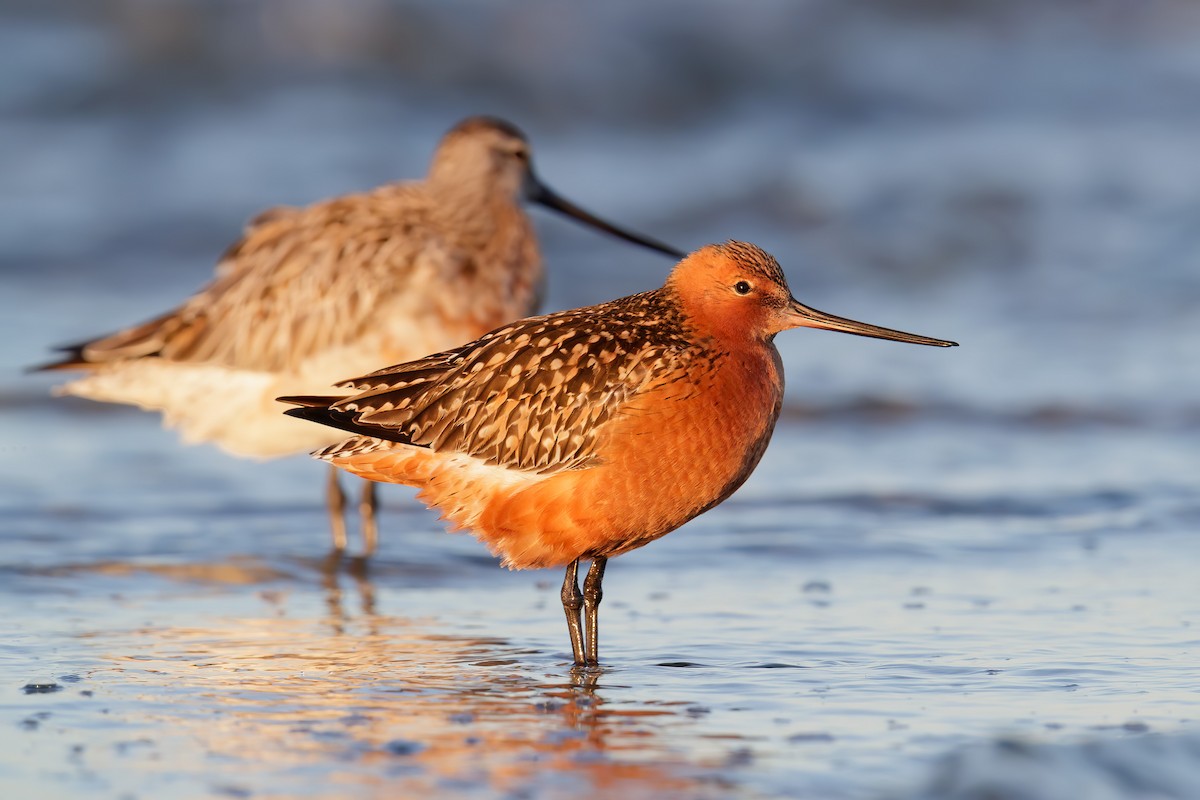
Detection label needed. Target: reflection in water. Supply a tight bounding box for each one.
[317,554,378,630]
[75,563,730,799]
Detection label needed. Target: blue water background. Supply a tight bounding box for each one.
[2,3,1199,798]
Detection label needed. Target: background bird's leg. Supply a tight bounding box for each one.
[327,466,348,553]
[561,560,585,666]
[583,556,608,668]
[359,479,378,557]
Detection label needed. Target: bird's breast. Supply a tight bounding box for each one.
[591,343,784,539]
[474,342,785,568]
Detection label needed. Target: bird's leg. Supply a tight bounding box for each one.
[359,479,378,558]
[561,560,585,666]
[326,466,348,553]
[583,556,608,668]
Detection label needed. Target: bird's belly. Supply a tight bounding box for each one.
[472,364,783,569]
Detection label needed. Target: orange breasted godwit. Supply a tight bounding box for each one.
[280,241,957,666]
[35,116,684,558]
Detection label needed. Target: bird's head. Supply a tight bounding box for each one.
[666,241,958,347]
[428,116,685,258]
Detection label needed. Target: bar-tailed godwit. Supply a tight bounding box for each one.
[37,116,683,557]
[281,241,957,666]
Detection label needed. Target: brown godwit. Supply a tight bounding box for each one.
[280,241,957,666]
[36,116,684,558]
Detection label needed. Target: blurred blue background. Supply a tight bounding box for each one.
[4,3,1200,800]
[5,0,1200,420]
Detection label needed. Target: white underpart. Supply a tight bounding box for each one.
[317,439,543,533]
[56,315,464,460]
[421,450,541,490]
[59,363,333,458]
[425,451,544,532]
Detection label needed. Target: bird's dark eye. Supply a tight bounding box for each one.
[734,280,752,295]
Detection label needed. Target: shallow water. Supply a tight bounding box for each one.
[4,410,1197,799]
[5,3,1200,799]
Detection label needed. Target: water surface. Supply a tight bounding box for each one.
[4,3,1200,798]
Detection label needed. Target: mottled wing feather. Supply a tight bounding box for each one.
[327,291,701,474]
[213,204,301,278]
[74,184,451,372]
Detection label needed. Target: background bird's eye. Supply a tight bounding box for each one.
[734,280,752,295]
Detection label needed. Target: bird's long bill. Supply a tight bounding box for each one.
[526,175,686,259]
[785,298,958,347]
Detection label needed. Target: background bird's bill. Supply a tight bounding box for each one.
[524,173,686,259]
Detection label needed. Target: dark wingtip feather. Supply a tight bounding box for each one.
[26,359,74,374]
[27,344,90,374]
[283,404,416,447]
[277,394,339,409]
[283,405,361,437]
[283,405,333,423]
